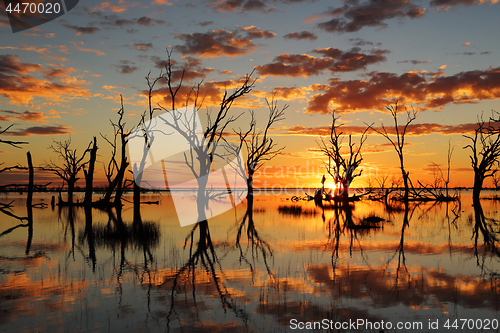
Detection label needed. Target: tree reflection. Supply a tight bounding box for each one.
[236,197,273,278]
[472,199,500,270]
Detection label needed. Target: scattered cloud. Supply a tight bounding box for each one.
[0,44,50,55]
[306,67,500,113]
[462,42,470,46]
[4,125,72,136]
[430,0,498,9]
[151,0,172,5]
[71,41,106,56]
[283,31,318,41]
[317,0,426,34]
[175,26,276,58]
[115,60,138,74]
[130,42,154,51]
[92,0,137,13]
[63,25,101,35]
[398,59,432,64]
[255,47,388,77]
[0,54,91,105]
[199,21,213,27]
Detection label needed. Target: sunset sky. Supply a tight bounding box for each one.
[1,0,499,189]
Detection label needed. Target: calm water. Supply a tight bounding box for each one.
[1,190,500,332]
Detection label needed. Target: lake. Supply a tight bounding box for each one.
[1,190,499,332]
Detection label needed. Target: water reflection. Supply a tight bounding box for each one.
[1,191,500,332]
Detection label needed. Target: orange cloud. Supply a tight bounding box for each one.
[306,67,500,113]
[92,0,137,12]
[70,41,105,56]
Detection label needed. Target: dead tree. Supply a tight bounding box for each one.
[236,96,287,207]
[370,101,416,202]
[83,137,98,206]
[100,96,139,206]
[464,112,500,203]
[44,138,91,205]
[152,50,255,224]
[318,111,371,200]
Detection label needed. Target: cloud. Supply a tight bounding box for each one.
[93,11,165,28]
[283,31,318,41]
[462,42,470,46]
[305,67,500,113]
[198,21,213,27]
[0,44,50,55]
[4,125,72,136]
[92,0,137,13]
[255,47,388,77]
[42,67,77,80]
[63,25,101,35]
[151,0,172,4]
[253,86,307,101]
[71,42,106,56]
[0,54,42,75]
[317,0,426,34]
[0,54,91,105]
[175,26,275,58]
[277,122,479,137]
[130,42,153,51]
[430,0,498,8]
[149,55,214,81]
[115,60,138,74]
[397,59,432,64]
[208,0,267,12]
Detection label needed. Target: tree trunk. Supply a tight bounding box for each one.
[84,137,97,206]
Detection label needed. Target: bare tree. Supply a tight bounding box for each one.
[44,138,91,205]
[464,112,500,203]
[100,96,139,206]
[236,96,287,204]
[369,101,417,202]
[318,111,371,200]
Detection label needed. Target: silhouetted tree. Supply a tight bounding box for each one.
[464,112,500,203]
[370,101,416,202]
[236,96,287,206]
[319,111,371,200]
[44,138,91,205]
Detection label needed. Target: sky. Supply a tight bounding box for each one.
[0,0,500,190]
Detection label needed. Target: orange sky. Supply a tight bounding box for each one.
[1,0,500,189]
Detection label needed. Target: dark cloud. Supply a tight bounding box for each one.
[255,47,387,77]
[5,125,72,136]
[149,56,213,81]
[115,60,138,74]
[317,0,426,34]
[175,26,275,58]
[306,67,500,113]
[283,31,318,41]
[63,25,100,35]
[349,38,381,46]
[429,0,495,8]
[198,21,213,27]
[397,59,432,64]
[208,0,312,12]
[0,54,42,76]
